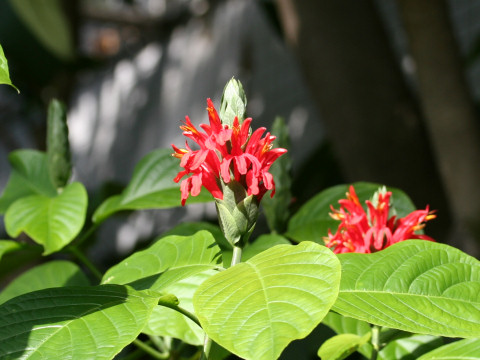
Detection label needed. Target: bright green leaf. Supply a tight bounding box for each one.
[193,241,341,360]
[0,240,25,262]
[92,149,213,223]
[334,240,480,338]
[417,338,480,359]
[317,333,371,360]
[380,335,442,360]
[102,231,222,291]
[8,0,74,60]
[286,182,416,243]
[0,260,89,305]
[143,270,215,345]
[219,77,247,127]
[0,44,19,92]
[0,285,161,359]
[160,221,230,251]
[0,150,57,213]
[5,182,88,255]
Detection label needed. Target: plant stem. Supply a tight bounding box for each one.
[133,339,169,359]
[371,325,381,360]
[157,298,202,328]
[231,245,242,266]
[69,246,103,281]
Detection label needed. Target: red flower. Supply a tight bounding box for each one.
[172,99,287,206]
[325,185,436,254]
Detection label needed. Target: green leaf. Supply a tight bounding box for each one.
[286,182,417,243]
[47,99,71,188]
[322,312,372,337]
[0,285,161,359]
[417,338,480,359]
[102,231,222,291]
[0,150,57,213]
[379,335,442,360]
[160,221,230,251]
[0,260,90,305]
[144,270,215,345]
[0,44,19,92]
[318,333,371,360]
[334,240,480,338]
[92,149,213,223]
[193,241,341,360]
[0,240,25,262]
[261,117,292,233]
[219,77,247,127]
[8,0,74,60]
[5,182,88,255]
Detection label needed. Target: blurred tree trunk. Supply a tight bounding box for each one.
[275,0,453,244]
[396,0,480,253]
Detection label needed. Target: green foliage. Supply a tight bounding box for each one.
[47,99,71,188]
[219,77,247,127]
[8,0,74,60]
[102,231,221,291]
[286,182,417,243]
[0,260,90,304]
[193,242,341,360]
[92,149,213,223]
[0,43,19,92]
[0,240,25,262]
[0,285,161,359]
[417,338,480,359]
[5,182,88,255]
[318,333,371,360]
[334,240,480,338]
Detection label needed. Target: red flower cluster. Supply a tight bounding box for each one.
[172,99,287,206]
[325,186,436,254]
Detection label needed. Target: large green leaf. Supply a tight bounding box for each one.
[317,333,371,360]
[0,43,19,92]
[5,182,88,255]
[418,338,480,359]
[0,260,90,305]
[102,231,221,291]
[193,241,341,360]
[143,270,215,345]
[286,182,416,243]
[92,149,213,223]
[0,150,57,213]
[0,285,161,359]
[380,335,442,360]
[8,0,74,60]
[334,240,480,338]
[0,240,25,262]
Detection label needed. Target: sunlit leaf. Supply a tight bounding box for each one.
[0,44,19,92]
[334,240,480,338]
[0,260,90,305]
[5,182,88,255]
[380,335,442,360]
[417,338,480,359]
[0,285,161,359]
[318,333,371,360]
[194,242,341,360]
[92,149,213,223]
[102,231,221,291]
[286,182,416,243]
[0,240,25,262]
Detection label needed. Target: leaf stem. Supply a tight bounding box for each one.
[157,298,202,328]
[132,339,169,359]
[68,246,103,281]
[371,325,381,360]
[231,245,242,266]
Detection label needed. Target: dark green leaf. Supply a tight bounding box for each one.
[0,285,161,359]
[92,149,213,223]
[0,240,25,262]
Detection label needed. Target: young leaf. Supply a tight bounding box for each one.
[334,240,480,338]
[5,182,88,255]
[92,149,213,223]
[219,77,247,127]
[317,333,371,360]
[0,150,57,213]
[0,260,90,305]
[143,270,214,345]
[0,285,161,359]
[286,182,417,243]
[261,117,292,233]
[417,338,480,359]
[102,231,221,291]
[47,99,71,188]
[193,241,341,360]
[0,240,25,262]
[0,44,19,92]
